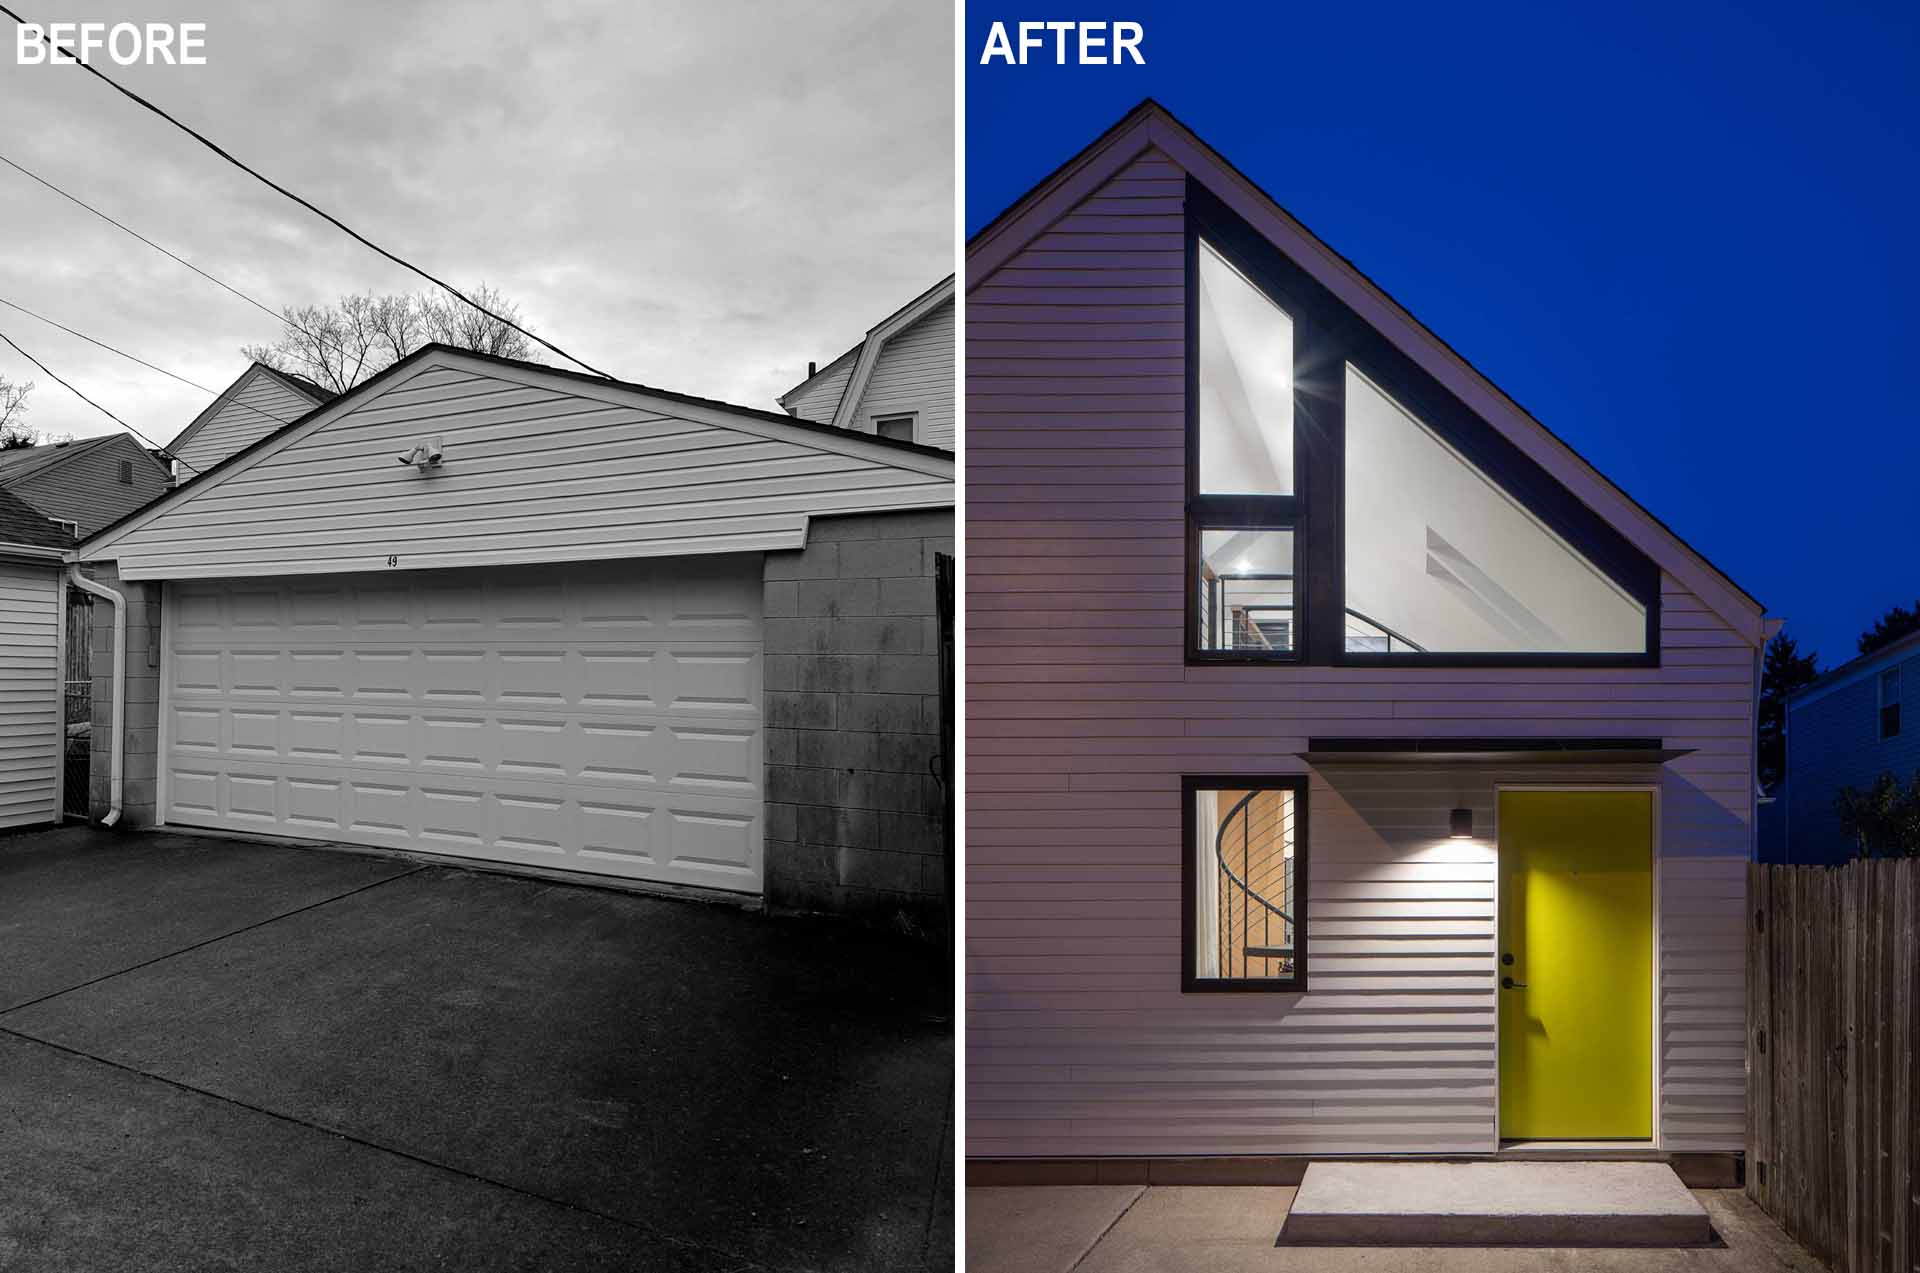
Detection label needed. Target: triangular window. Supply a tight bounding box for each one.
[1343,366,1647,655]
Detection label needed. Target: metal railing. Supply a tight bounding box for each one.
[1214,790,1295,978]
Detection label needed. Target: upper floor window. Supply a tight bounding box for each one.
[1184,776,1308,991]
[118,459,133,484]
[1342,366,1647,656]
[1190,239,1300,660]
[1186,184,1656,667]
[874,413,916,443]
[1881,667,1902,740]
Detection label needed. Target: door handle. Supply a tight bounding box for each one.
[1501,976,1528,989]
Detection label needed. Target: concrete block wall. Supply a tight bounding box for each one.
[763,508,953,934]
[84,562,162,827]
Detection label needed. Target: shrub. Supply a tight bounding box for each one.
[1834,769,1920,858]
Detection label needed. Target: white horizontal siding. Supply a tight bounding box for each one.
[0,563,60,828]
[92,355,951,580]
[965,147,1754,1158]
[172,367,325,478]
[850,298,956,448]
[782,348,859,425]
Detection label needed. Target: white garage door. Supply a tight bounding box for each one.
[0,562,60,829]
[163,557,764,892]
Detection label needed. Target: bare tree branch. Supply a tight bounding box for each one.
[243,286,538,393]
[0,374,34,447]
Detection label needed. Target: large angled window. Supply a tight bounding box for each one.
[1191,239,1300,660]
[1342,365,1648,655]
[1197,241,1293,495]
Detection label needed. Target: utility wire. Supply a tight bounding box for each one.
[0,295,214,395]
[0,4,614,381]
[0,149,289,333]
[0,294,317,449]
[0,326,200,473]
[2,148,384,381]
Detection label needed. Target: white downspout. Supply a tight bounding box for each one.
[66,566,126,827]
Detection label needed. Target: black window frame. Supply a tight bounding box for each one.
[1183,180,1661,669]
[1880,667,1902,740]
[1181,773,1310,993]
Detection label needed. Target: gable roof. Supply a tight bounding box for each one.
[968,99,1765,644]
[778,276,954,429]
[1790,628,1920,711]
[76,343,953,577]
[166,361,333,460]
[0,433,136,482]
[0,482,70,549]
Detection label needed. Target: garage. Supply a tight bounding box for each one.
[73,345,953,904]
[164,557,764,890]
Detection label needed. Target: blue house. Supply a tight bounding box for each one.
[1775,629,1920,863]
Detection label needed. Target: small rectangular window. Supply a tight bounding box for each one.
[874,414,916,442]
[1881,668,1902,740]
[1184,777,1307,991]
[118,459,133,484]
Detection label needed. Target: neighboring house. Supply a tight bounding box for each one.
[73,344,953,926]
[781,277,954,448]
[168,361,332,481]
[0,484,73,829]
[0,432,171,538]
[966,102,1766,1173]
[1775,629,1920,863]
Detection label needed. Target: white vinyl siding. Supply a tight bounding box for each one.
[171,367,325,479]
[966,147,1753,1158]
[163,558,765,891]
[782,348,860,425]
[847,298,956,448]
[0,563,60,828]
[94,355,951,581]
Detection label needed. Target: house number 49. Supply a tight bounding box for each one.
[386,555,399,567]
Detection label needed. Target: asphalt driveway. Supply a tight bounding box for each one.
[0,826,953,1272]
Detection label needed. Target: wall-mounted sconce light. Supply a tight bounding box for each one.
[1449,807,1474,839]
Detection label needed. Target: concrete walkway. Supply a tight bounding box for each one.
[0,826,953,1272]
[967,1184,1826,1272]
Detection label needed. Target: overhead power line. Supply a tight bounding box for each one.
[2,148,417,383]
[0,295,214,395]
[0,326,200,473]
[0,3,614,381]
[0,149,288,333]
[0,294,323,449]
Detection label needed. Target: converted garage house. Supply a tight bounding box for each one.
[74,345,953,923]
[966,102,1766,1179]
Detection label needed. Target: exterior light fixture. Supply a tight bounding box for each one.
[1449,807,1473,838]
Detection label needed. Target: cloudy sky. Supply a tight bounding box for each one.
[0,0,953,445]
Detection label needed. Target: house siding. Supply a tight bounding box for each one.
[965,148,1753,1157]
[2,435,169,538]
[846,298,956,449]
[0,561,61,828]
[782,349,859,426]
[90,357,951,581]
[171,368,324,478]
[1784,645,1920,862]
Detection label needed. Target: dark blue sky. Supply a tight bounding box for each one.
[967,1,1919,667]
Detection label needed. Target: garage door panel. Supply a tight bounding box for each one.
[164,558,764,891]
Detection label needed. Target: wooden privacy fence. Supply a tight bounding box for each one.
[1748,858,1919,1273]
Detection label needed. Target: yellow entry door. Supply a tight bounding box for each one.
[1497,790,1653,1140]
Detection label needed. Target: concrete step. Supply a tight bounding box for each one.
[1279,1161,1714,1247]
